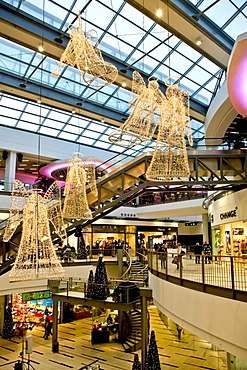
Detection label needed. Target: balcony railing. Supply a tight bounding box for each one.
[147,250,247,301]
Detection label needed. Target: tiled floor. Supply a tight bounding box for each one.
[0,305,227,369]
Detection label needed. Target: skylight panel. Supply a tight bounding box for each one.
[58,132,78,141]
[1,107,22,119]
[82,130,100,140]
[39,126,60,136]
[16,121,38,132]
[77,137,95,145]
[21,112,42,124]
[86,122,105,132]
[48,110,69,123]
[0,116,17,127]
[94,141,111,150]
[42,118,65,130]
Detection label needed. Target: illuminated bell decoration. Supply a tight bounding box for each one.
[63,153,93,220]
[52,15,118,87]
[3,181,65,282]
[109,71,165,146]
[146,80,193,181]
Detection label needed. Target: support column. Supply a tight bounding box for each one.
[52,299,59,352]
[4,151,16,192]
[202,213,209,243]
[140,288,152,370]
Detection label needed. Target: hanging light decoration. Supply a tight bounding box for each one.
[109,71,165,146]
[52,14,118,87]
[63,153,96,220]
[3,180,65,282]
[146,78,193,181]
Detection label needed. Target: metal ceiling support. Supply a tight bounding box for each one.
[0,1,207,120]
[1,72,127,126]
[124,0,233,68]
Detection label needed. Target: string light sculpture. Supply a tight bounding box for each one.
[3,180,65,282]
[52,14,118,87]
[146,79,193,181]
[63,153,96,220]
[109,71,165,146]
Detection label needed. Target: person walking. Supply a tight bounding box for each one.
[43,317,52,340]
[194,242,202,264]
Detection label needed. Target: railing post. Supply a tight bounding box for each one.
[230,256,235,298]
[202,255,205,287]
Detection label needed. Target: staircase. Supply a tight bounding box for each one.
[129,259,148,285]
[121,309,142,353]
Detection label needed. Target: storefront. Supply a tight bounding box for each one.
[208,188,247,256]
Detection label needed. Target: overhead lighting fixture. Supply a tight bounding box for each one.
[156,9,163,17]
[38,45,44,53]
[195,37,202,46]
[37,99,41,104]
[122,81,127,87]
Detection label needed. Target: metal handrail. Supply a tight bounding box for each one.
[148,250,247,294]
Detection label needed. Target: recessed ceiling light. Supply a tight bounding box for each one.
[38,45,44,52]
[19,164,27,166]
[156,8,163,17]
[122,81,127,87]
[195,37,202,46]
[37,99,41,104]
[22,159,29,162]
[17,168,25,170]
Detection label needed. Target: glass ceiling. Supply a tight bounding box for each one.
[1,0,246,157]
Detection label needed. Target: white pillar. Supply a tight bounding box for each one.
[202,213,209,243]
[4,151,16,191]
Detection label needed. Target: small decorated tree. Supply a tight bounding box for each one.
[132,353,141,370]
[145,330,161,370]
[77,235,88,259]
[92,256,110,300]
[86,269,94,298]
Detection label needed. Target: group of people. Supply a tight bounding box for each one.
[194,241,212,264]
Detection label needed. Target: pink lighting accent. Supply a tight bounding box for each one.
[227,32,247,118]
[40,158,114,180]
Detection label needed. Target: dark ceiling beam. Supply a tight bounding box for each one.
[0,1,206,122]
[124,0,233,69]
[1,72,126,127]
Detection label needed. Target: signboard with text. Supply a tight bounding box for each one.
[22,290,50,302]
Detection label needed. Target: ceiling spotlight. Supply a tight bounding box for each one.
[195,37,202,46]
[19,83,27,88]
[156,8,163,17]
[54,37,63,44]
[101,119,105,123]
[122,81,127,88]
[38,45,44,52]
[37,99,41,104]
[72,110,76,114]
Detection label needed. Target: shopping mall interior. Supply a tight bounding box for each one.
[0,0,247,369]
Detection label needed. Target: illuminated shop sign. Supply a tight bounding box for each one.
[22,290,50,301]
[220,207,237,220]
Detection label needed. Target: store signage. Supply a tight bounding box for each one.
[22,290,50,301]
[219,207,237,220]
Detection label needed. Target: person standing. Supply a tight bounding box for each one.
[176,243,183,270]
[2,303,13,340]
[203,241,212,263]
[194,242,202,264]
[43,317,52,340]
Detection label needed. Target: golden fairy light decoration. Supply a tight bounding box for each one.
[146,78,193,181]
[109,71,165,146]
[52,14,118,87]
[3,180,65,282]
[63,153,97,220]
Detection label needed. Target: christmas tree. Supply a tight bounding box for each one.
[86,269,94,298]
[77,235,88,259]
[2,303,13,339]
[145,330,161,370]
[132,353,141,370]
[91,256,110,300]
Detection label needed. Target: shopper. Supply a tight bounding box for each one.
[203,241,212,263]
[43,317,52,340]
[194,242,202,264]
